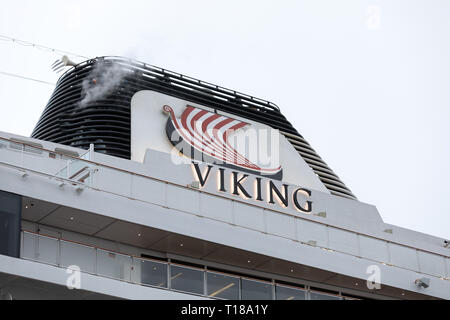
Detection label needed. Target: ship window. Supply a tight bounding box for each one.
[207,271,240,300]
[170,264,204,295]
[241,278,273,300]
[0,191,21,258]
[275,285,306,300]
[141,253,167,262]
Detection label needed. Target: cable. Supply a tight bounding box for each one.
[0,34,88,59]
[0,34,87,86]
[0,70,55,86]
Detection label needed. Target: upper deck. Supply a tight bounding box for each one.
[0,131,448,299]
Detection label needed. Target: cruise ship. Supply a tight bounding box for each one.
[0,56,448,300]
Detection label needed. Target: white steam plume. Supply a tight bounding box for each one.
[78,61,128,107]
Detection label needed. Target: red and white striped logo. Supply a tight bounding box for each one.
[163,105,282,180]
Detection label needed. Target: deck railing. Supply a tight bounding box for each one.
[21,230,350,300]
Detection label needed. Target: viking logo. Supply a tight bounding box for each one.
[163,105,283,180]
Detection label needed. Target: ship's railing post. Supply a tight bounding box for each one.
[94,247,98,275]
[167,258,171,290]
[203,266,208,297]
[57,237,61,267]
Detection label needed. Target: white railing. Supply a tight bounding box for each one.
[21,231,351,300]
[0,137,97,188]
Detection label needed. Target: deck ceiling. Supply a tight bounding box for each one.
[21,196,435,300]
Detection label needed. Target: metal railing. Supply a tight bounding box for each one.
[0,136,97,188]
[21,231,353,300]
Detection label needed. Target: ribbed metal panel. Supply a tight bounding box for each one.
[31,56,356,200]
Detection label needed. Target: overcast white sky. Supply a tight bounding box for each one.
[0,0,449,239]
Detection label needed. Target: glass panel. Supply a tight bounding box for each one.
[139,259,168,288]
[170,264,204,295]
[60,241,96,274]
[309,291,342,300]
[207,272,239,300]
[276,285,306,300]
[69,160,85,174]
[241,278,273,300]
[0,191,21,258]
[68,160,89,179]
[97,249,131,281]
[36,235,58,265]
[56,166,68,179]
[22,232,37,260]
[68,160,94,185]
